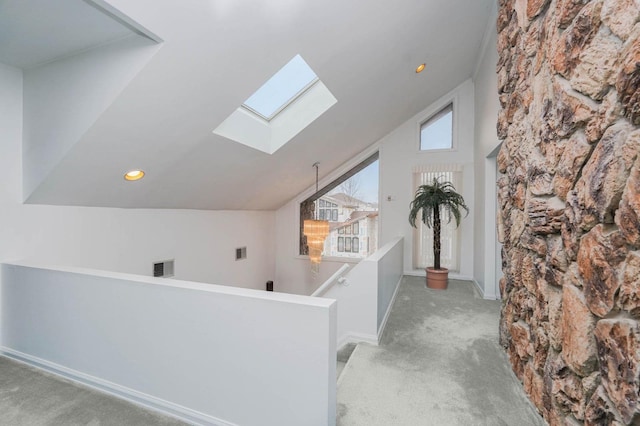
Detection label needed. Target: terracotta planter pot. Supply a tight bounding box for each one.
[426,267,449,290]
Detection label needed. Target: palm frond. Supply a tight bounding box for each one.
[408,176,469,269]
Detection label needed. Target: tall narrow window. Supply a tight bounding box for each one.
[412,164,463,271]
[420,104,453,151]
[299,152,379,259]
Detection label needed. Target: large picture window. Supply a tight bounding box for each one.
[299,152,379,259]
[412,164,463,271]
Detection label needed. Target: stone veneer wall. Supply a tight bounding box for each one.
[496,0,640,424]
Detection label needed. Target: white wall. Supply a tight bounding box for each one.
[376,237,403,329]
[472,7,501,298]
[379,79,476,278]
[275,80,477,294]
[23,35,160,199]
[320,237,403,348]
[1,62,275,290]
[1,263,336,426]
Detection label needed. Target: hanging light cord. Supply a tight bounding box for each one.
[313,162,320,219]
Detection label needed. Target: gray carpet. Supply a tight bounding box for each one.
[337,276,546,426]
[0,356,186,426]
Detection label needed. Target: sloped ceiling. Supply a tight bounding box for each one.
[5,0,494,210]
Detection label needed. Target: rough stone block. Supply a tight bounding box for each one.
[524,17,544,57]
[562,262,584,288]
[510,208,528,245]
[524,361,546,412]
[520,228,549,257]
[618,251,640,317]
[512,287,537,323]
[577,224,629,317]
[498,0,516,32]
[545,264,566,288]
[552,370,585,420]
[555,0,592,29]
[548,235,570,272]
[578,122,636,226]
[569,26,623,100]
[522,253,539,293]
[601,0,640,41]
[616,31,640,125]
[582,371,600,403]
[562,284,598,376]
[554,131,593,200]
[616,157,640,247]
[527,196,566,234]
[509,341,527,380]
[533,324,550,372]
[584,386,618,426]
[540,79,597,143]
[585,89,621,143]
[562,195,584,261]
[527,0,550,20]
[553,1,603,78]
[543,350,567,416]
[548,287,564,351]
[594,319,640,423]
[529,167,555,196]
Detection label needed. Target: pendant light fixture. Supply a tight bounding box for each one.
[303,162,330,270]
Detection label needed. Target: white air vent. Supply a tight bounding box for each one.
[153,259,174,277]
[236,247,247,261]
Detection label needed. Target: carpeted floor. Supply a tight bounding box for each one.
[0,277,545,425]
[337,276,547,426]
[0,356,186,426]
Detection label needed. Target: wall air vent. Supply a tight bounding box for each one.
[236,247,247,261]
[153,259,174,277]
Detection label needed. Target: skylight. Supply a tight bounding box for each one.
[242,55,319,121]
[213,54,337,155]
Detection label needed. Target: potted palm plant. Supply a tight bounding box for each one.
[409,177,468,289]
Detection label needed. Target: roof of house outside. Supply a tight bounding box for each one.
[322,193,378,209]
[329,210,378,231]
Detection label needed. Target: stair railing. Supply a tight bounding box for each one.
[311,263,350,297]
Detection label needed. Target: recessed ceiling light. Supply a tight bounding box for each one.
[124,170,145,181]
[415,63,426,73]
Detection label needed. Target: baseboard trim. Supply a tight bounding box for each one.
[0,347,236,426]
[472,279,501,300]
[471,278,486,299]
[403,270,475,281]
[377,276,402,343]
[337,332,378,350]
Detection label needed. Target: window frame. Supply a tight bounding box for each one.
[296,149,380,261]
[416,94,458,154]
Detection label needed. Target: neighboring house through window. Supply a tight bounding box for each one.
[299,153,379,259]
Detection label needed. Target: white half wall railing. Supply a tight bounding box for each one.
[319,237,404,348]
[311,263,350,297]
[0,263,337,426]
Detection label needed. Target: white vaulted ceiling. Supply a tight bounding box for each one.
[1,0,494,210]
